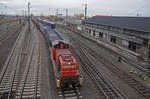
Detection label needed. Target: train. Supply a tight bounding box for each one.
[52,40,83,88]
[33,18,63,46]
[37,19,56,29]
[32,18,83,88]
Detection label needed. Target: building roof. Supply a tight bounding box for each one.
[82,16,150,33]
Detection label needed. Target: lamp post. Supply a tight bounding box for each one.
[64,8,68,25]
[82,3,87,19]
[28,2,31,33]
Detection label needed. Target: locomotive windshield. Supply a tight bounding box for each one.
[54,43,69,49]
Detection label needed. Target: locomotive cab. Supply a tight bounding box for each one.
[52,40,71,60]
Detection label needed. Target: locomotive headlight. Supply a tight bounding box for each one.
[63,65,75,68]
[56,78,60,88]
[79,75,83,86]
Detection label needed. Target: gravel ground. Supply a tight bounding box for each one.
[0,21,25,72]
[35,24,58,99]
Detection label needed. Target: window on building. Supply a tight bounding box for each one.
[84,28,88,32]
[89,29,91,33]
[111,36,116,44]
[93,30,95,36]
[128,41,137,52]
[88,29,91,35]
[99,32,103,38]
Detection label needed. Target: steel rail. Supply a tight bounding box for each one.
[71,33,150,99]
[71,40,125,99]
[18,38,35,99]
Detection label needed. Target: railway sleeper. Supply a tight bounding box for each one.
[0,91,15,99]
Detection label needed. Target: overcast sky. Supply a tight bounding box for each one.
[0,0,150,16]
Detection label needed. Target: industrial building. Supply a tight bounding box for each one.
[82,16,150,60]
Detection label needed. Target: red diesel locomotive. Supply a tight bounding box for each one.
[51,40,83,88]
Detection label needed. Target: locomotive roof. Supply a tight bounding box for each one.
[56,49,71,55]
[52,40,69,45]
[56,49,76,63]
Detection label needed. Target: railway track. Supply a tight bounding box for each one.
[15,22,41,99]
[57,87,82,99]
[0,21,24,47]
[70,33,150,99]
[0,21,17,38]
[71,39,125,99]
[0,23,28,98]
[0,31,20,46]
[15,38,40,99]
[0,21,41,99]
[58,25,148,74]
[0,21,25,72]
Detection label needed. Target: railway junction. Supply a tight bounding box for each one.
[0,15,150,99]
